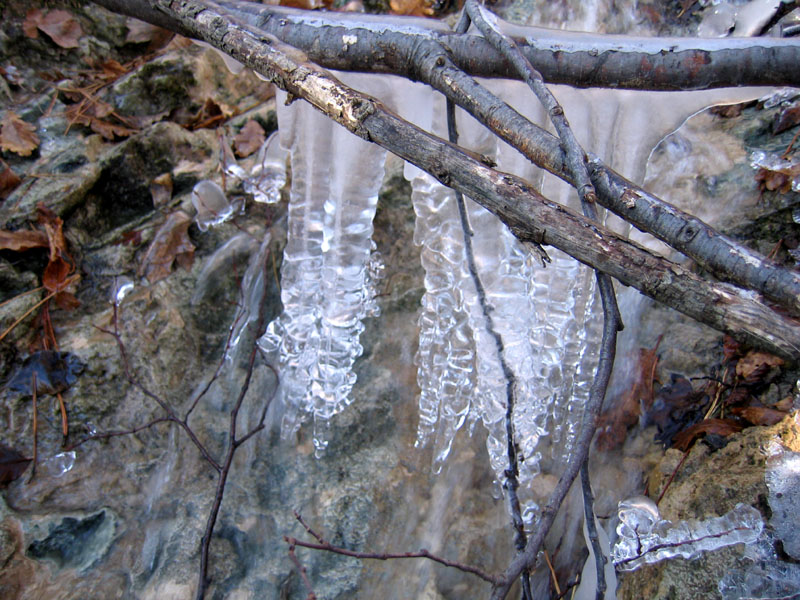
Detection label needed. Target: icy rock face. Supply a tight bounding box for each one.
[612,496,764,571]
[259,73,389,456]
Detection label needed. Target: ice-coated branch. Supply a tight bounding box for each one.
[581,461,607,600]
[105,0,800,361]
[93,1,800,318]
[100,0,800,90]
[464,0,596,205]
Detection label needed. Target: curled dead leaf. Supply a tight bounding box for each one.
[673,418,743,451]
[735,350,784,381]
[731,406,787,427]
[0,159,21,199]
[149,173,173,207]
[0,229,48,252]
[1,111,40,157]
[138,210,195,283]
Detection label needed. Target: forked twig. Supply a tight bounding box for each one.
[285,511,502,586]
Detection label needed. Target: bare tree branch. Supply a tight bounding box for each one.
[286,513,502,586]
[217,2,800,90]
[94,0,800,362]
[94,0,800,319]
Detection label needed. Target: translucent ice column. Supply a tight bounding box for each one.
[259,73,388,455]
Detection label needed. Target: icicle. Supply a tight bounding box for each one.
[259,73,389,456]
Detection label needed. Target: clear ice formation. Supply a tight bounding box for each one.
[191,180,243,231]
[254,2,772,525]
[221,131,288,205]
[611,496,763,571]
[765,444,800,561]
[258,72,389,456]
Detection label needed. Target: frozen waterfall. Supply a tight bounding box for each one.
[259,70,764,522]
[257,5,772,524]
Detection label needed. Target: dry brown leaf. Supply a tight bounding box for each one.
[37,9,83,49]
[125,17,164,44]
[0,111,40,157]
[234,120,266,158]
[732,406,787,427]
[0,229,48,251]
[755,164,800,194]
[22,9,43,39]
[0,159,21,199]
[773,103,800,135]
[149,173,173,207]
[596,342,660,450]
[65,101,136,140]
[673,418,743,451]
[389,0,434,15]
[736,350,784,380]
[138,211,195,283]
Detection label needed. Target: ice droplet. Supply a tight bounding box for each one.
[41,451,76,478]
[110,276,134,306]
[245,131,288,204]
[191,180,243,231]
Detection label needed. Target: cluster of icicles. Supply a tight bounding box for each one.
[252,68,772,528]
[188,0,788,528]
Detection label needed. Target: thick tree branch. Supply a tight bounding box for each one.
[217,2,800,90]
[99,0,800,361]
[95,0,800,318]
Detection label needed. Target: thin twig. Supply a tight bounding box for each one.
[195,246,276,600]
[445,54,532,599]
[66,417,172,451]
[465,0,596,205]
[656,449,690,506]
[284,535,502,585]
[542,549,561,596]
[581,461,606,600]
[94,306,223,472]
[286,541,318,600]
[493,273,621,600]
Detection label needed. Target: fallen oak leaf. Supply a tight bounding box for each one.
[673,418,743,451]
[37,9,83,49]
[0,111,40,157]
[138,210,195,283]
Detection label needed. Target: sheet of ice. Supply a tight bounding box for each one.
[259,73,390,456]
[612,496,763,571]
[765,445,800,561]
